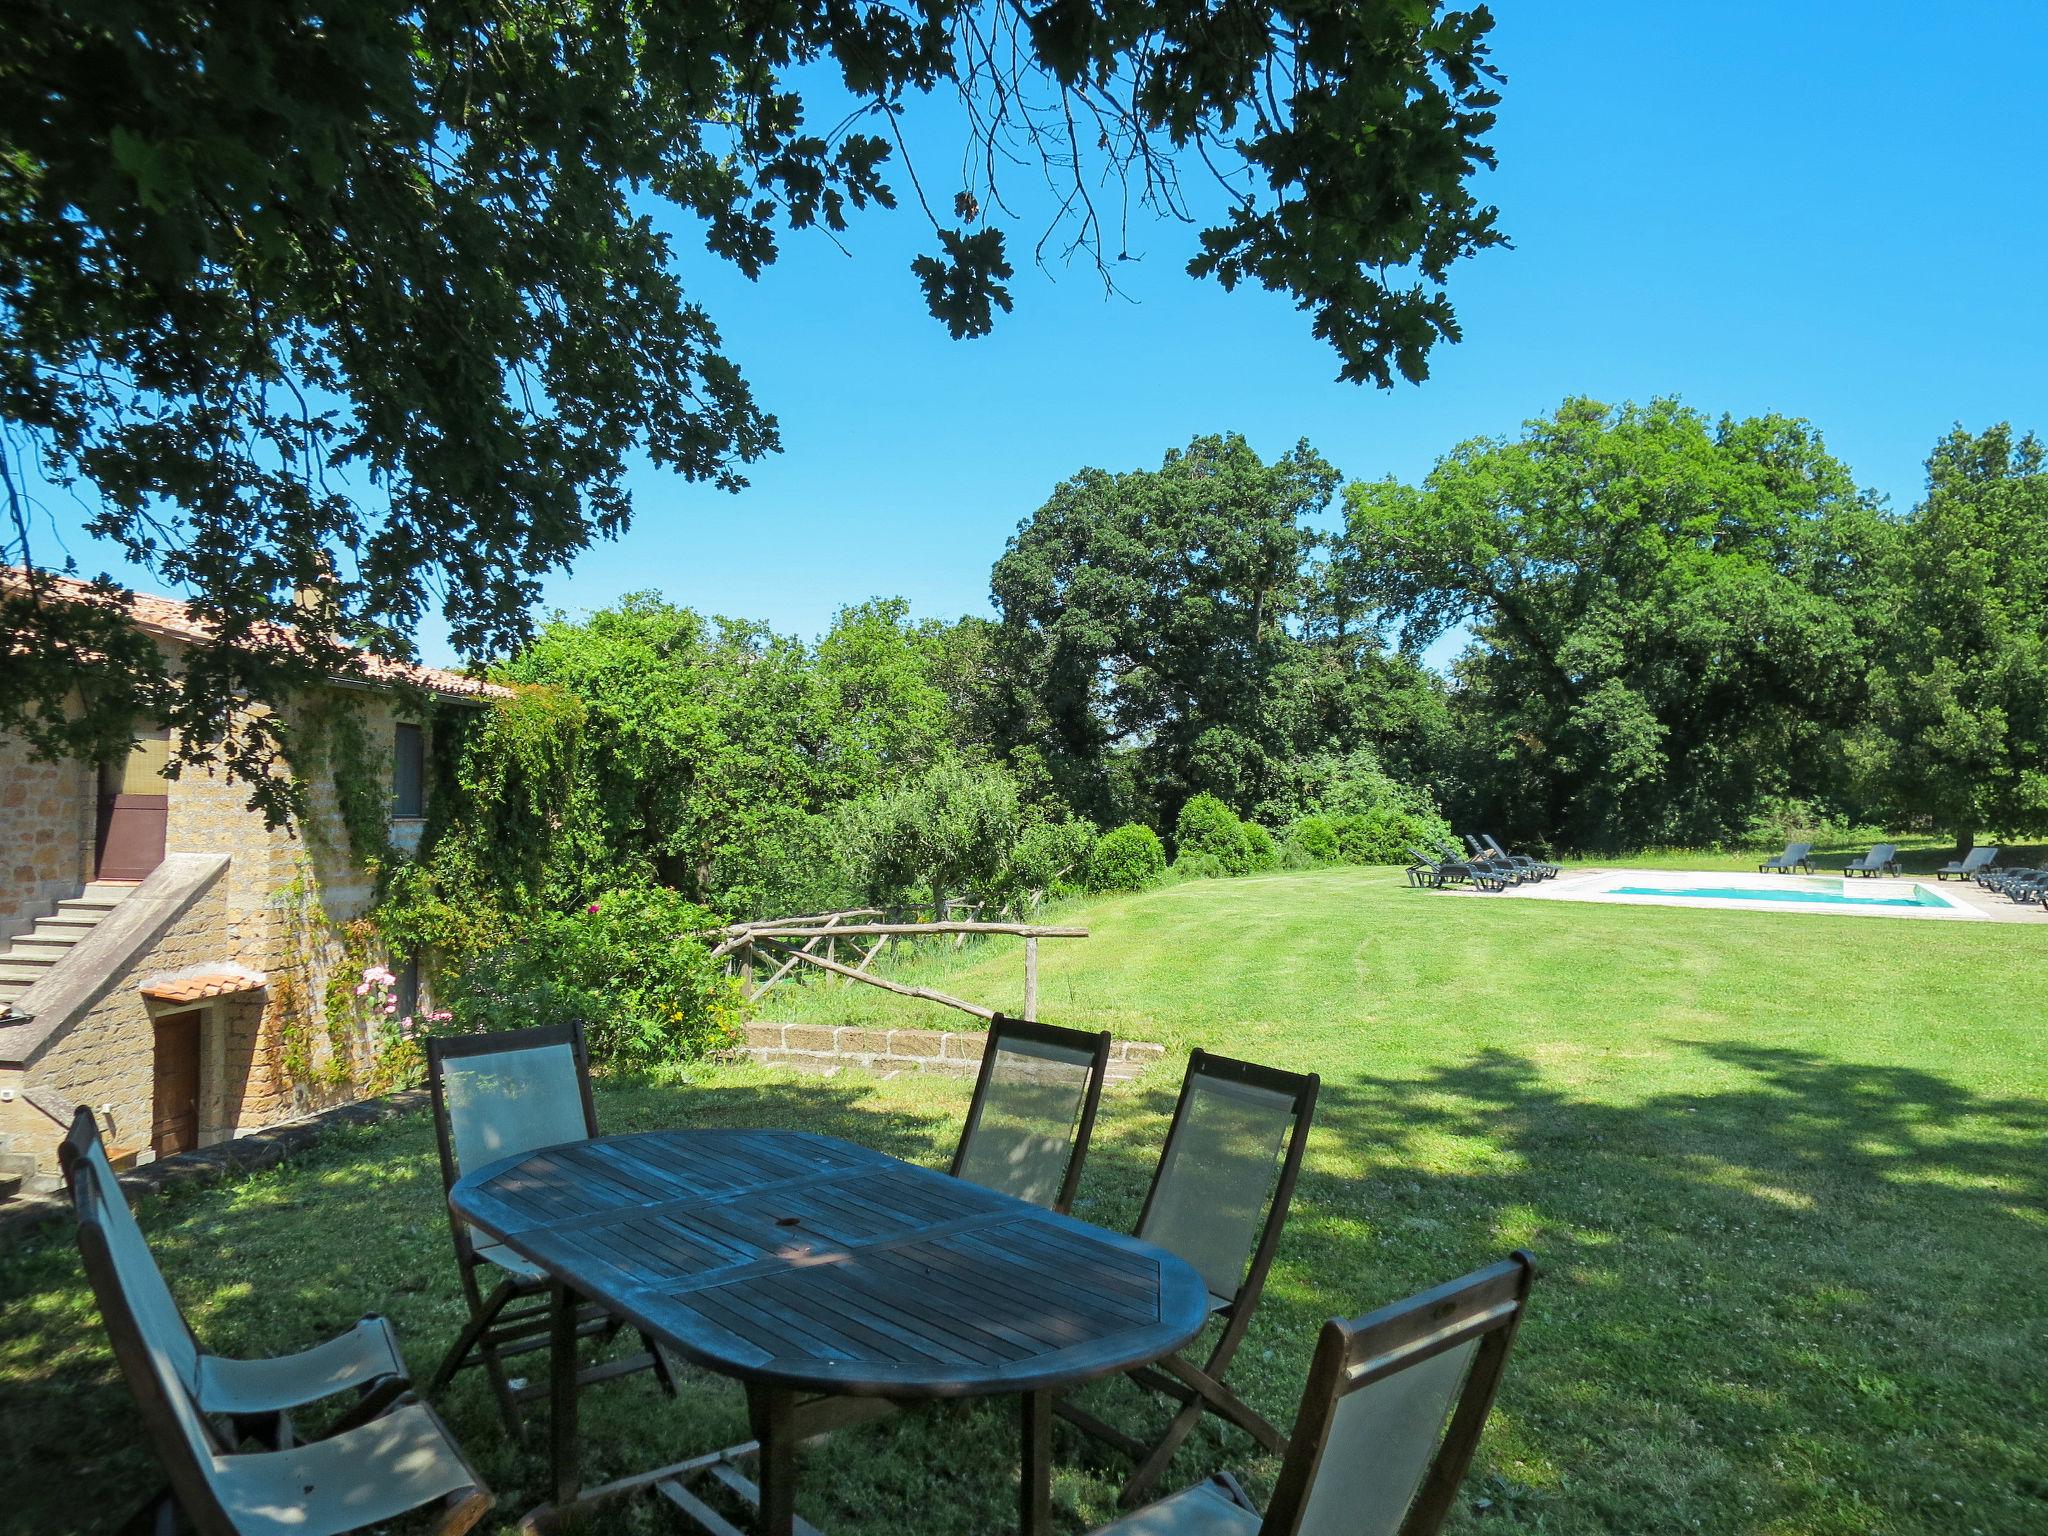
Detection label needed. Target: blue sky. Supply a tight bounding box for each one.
[25,2,2048,666]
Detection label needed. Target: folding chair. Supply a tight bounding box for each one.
[951,1014,1113,1213]
[67,1111,491,1536]
[426,1022,675,1438]
[1060,1051,1318,1506]
[58,1107,409,1451]
[1082,1253,1538,1536]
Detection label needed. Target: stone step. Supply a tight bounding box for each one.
[0,1150,37,1179]
[34,910,107,936]
[3,938,73,963]
[0,964,50,986]
[84,881,137,898]
[0,1169,63,1201]
[58,894,126,916]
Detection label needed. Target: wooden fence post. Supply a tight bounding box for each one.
[1024,937,1039,1022]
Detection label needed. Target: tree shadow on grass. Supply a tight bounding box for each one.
[5,1055,2046,1536]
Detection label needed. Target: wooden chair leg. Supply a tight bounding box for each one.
[1118,1392,1206,1508]
[430,1279,515,1393]
[433,1277,527,1440]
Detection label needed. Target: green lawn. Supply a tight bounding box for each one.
[5,865,2047,1535]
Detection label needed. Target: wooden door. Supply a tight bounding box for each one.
[97,728,170,882]
[151,1010,202,1157]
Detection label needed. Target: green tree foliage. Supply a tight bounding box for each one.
[991,432,1444,828]
[1856,426,2048,847]
[992,817,1099,903]
[1174,793,1245,864]
[834,757,1024,908]
[393,684,588,933]
[1346,398,1897,849]
[504,595,831,908]
[3,1,1508,815]
[1088,824,1166,892]
[1279,749,1454,864]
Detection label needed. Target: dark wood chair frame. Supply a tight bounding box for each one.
[949,1013,1114,1215]
[1061,1050,1319,1506]
[65,1109,490,1536]
[1257,1251,1538,1536]
[426,1021,676,1438]
[58,1107,408,1454]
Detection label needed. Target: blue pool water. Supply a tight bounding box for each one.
[1609,882,1954,910]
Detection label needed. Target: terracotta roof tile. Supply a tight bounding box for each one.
[139,964,268,1004]
[5,567,511,701]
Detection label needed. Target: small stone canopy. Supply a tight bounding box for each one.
[138,964,268,1005]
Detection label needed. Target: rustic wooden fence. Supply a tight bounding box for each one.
[705,905,1088,1023]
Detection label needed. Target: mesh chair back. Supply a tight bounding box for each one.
[952,1015,1111,1212]
[430,1026,596,1185]
[67,1115,233,1531]
[1137,1053,1316,1302]
[59,1111,202,1396]
[428,1024,598,1267]
[1261,1254,1537,1536]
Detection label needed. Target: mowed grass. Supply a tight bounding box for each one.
[6,865,2048,1535]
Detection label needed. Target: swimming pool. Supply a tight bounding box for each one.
[1495,869,1990,920]
[1607,879,1958,911]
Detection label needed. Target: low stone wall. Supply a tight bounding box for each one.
[740,1022,1165,1084]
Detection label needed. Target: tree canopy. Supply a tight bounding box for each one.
[1854,425,2048,847]
[1346,398,1898,848]
[2,0,1506,813]
[990,431,1445,827]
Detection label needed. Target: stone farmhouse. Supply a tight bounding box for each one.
[0,571,507,1197]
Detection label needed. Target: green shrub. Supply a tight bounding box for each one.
[1175,793,1246,866]
[1171,850,1229,881]
[1000,818,1100,901]
[1090,823,1166,892]
[1278,839,1322,871]
[438,886,743,1069]
[1236,820,1279,873]
[835,757,1024,907]
[1274,750,1455,867]
[1285,813,1342,864]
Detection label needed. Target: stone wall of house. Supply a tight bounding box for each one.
[23,875,295,1163]
[0,730,95,944]
[7,680,452,1177]
[156,685,438,1112]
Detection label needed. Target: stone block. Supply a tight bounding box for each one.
[782,1025,836,1052]
[886,1030,942,1059]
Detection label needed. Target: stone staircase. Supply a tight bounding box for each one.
[0,1132,63,1200]
[0,882,137,1012]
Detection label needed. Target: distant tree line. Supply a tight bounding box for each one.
[395,398,2044,945]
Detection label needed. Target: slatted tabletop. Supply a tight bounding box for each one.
[449,1129,1212,1399]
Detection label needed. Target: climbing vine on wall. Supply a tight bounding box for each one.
[289,692,402,872]
[272,870,402,1098]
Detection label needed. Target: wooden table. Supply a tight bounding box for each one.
[449,1129,1212,1536]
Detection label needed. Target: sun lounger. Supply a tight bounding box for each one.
[1841,843,1900,877]
[1934,847,1998,880]
[1759,842,1813,874]
[1484,833,1559,879]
